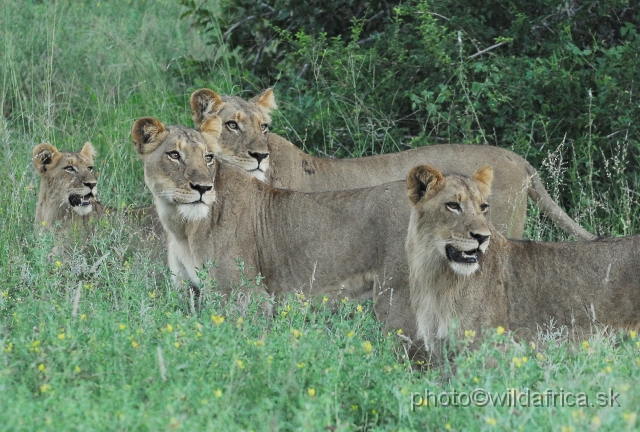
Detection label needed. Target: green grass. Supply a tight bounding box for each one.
[1,1,639,430]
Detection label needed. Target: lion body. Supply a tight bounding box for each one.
[132,118,412,314]
[404,165,640,356]
[191,89,594,240]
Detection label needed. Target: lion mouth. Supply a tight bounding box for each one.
[69,193,93,207]
[445,244,479,264]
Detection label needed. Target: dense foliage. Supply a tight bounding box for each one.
[182,0,640,236]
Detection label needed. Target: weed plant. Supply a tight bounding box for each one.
[0,0,639,430]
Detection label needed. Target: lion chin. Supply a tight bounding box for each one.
[177,203,211,222]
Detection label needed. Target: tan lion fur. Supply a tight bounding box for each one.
[32,142,164,256]
[131,116,413,318]
[405,164,640,359]
[190,88,594,241]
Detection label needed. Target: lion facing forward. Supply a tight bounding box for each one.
[404,164,640,358]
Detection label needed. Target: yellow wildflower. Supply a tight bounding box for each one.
[322,296,328,303]
[40,384,51,393]
[485,417,497,426]
[582,341,590,350]
[267,355,273,364]
[58,333,65,340]
[211,315,225,326]
[4,342,12,352]
[119,324,126,330]
[290,328,303,338]
[174,342,180,348]
[356,305,363,313]
[630,330,637,340]
[215,389,222,398]
[80,314,86,320]
[236,360,244,369]
[496,326,505,335]
[55,261,62,267]
[464,329,476,339]
[38,363,45,372]
[362,341,373,353]
[131,341,139,348]
[347,331,355,338]
[75,366,81,373]
[166,324,173,332]
[308,388,316,397]
[397,328,403,335]
[236,317,244,328]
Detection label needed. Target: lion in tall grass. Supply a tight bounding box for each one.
[404,164,640,358]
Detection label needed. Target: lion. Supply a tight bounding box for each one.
[189,88,594,241]
[32,142,163,249]
[131,116,414,315]
[403,164,640,358]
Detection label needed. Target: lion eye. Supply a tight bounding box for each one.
[204,154,214,164]
[87,166,94,172]
[260,124,269,132]
[166,151,181,161]
[64,166,77,173]
[480,203,489,213]
[445,202,461,212]
[226,121,238,131]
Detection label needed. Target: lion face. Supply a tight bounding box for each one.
[190,88,275,182]
[407,165,493,276]
[33,142,98,218]
[132,117,220,222]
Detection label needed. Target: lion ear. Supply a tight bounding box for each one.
[250,88,277,112]
[407,165,446,206]
[473,165,493,197]
[200,116,222,142]
[190,88,225,127]
[131,117,167,156]
[79,142,96,161]
[32,143,61,176]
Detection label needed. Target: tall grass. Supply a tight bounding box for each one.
[0,0,639,430]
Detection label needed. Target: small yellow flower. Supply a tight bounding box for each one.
[496,326,505,335]
[372,409,377,415]
[362,341,373,353]
[236,317,244,328]
[537,353,545,361]
[630,330,637,340]
[236,360,244,369]
[75,366,81,373]
[119,324,126,330]
[601,365,612,374]
[280,311,288,317]
[148,292,156,299]
[174,342,180,348]
[80,314,87,320]
[464,329,476,339]
[253,339,265,347]
[561,427,574,432]
[4,342,12,352]
[485,417,497,426]
[297,362,305,368]
[267,355,273,364]
[347,331,355,338]
[215,389,222,398]
[473,377,480,383]
[341,297,349,304]
[166,324,173,332]
[351,404,359,411]
[38,363,45,372]
[624,412,637,426]
[58,333,65,340]
[322,296,328,303]
[40,384,51,393]
[41,221,46,226]
[290,328,303,338]
[582,341,590,350]
[522,356,528,363]
[211,315,225,326]
[396,328,403,335]
[445,424,451,430]
[308,388,315,397]
[55,261,62,267]
[1,290,7,298]
[131,341,139,348]
[356,305,363,313]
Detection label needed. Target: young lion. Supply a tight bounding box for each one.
[189,88,594,241]
[404,164,640,357]
[131,116,413,317]
[32,142,163,247]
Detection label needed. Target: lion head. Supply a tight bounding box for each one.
[33,142,99,227]
[131,116,222,224]
[189,88,275,182]
[406,164,493,277]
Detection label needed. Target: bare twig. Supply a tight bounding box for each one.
[467,41,507,59]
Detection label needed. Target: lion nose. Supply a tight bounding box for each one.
[470,232,490,246]
[248,151,269,164]
[83,181,97,190]
[190,182,213,196]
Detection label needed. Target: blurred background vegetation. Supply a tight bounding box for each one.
[179,0,640,237]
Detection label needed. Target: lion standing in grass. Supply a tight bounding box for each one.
[404,164,640,358]
[189,88,594,241]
